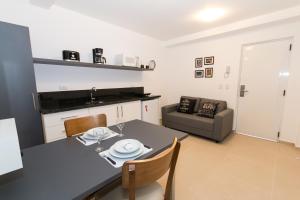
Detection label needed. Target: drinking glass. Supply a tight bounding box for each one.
[116,120,125,137]
[94,129,105,153]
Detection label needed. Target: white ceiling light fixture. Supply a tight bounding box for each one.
[196,8,226,22]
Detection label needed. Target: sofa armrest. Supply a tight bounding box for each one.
[161,103,178,126]
[213,108,234,142]
[161,103,179,115]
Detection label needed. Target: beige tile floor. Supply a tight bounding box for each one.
[158,133,300,200]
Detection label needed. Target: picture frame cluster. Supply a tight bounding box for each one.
[195,56,214,78]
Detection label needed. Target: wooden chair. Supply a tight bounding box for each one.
[99,137,181,200]
[64,114,107,137]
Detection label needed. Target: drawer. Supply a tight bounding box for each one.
[43,124,67,143]
[42,108,89,127]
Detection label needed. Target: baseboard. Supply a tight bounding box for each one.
[236,132,277,142]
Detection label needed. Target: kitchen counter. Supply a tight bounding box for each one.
[38,87,161,114]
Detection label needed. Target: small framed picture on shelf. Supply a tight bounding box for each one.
[195,70,204,78]
[195,58,203,68]
[205,68,213,78]
[204,56,214,65]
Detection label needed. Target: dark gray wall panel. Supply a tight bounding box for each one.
[0,21,44,148]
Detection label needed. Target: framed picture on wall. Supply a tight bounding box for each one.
[205,68,213,78]
[204,56,214,65]
[195,70,204,78]
[195,58,203,68]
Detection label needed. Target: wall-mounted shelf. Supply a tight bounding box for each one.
[33,58,154,71]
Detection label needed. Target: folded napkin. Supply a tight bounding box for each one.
[99,145,153,168]
[76,129,119,146]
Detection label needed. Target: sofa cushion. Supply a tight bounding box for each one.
[198,102,218,118]
[165,111,214,132]
[180,96,201,113]
[200,98,227,113]
[177,97,197,114]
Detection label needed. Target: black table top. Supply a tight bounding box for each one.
[0,120,187,200]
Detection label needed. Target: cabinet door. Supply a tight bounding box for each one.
[0,22,44,148]
[120,101,141,122]
[42,109,89,128]
[43,124,67,143]
[141,99,160,125]
[89,105,118,126]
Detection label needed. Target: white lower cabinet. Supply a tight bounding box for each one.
[88,104,117,126]
[42,108,90,143]
[42,101,142,143]
[141,99,160,125]
[119,101,142,122]
[89,100,141,125]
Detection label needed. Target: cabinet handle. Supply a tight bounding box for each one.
[121,105,124,118]
[32,93,37,111]
[61,115,78,120]
[117,106,119,119]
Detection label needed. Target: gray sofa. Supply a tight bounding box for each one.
[162,96,234,142]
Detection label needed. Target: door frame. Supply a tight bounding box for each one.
[235,37,293,141]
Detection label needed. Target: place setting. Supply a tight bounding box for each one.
[76,127,119,146]
[76,121,153,168]
[99,138,153,168]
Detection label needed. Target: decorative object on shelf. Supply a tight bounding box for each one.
[146,65,149,69]
[195,70,204,78]
[204,56,214,65]
[195,58,203,68]
[93,48,106,64]
[115,54,139,67]
[62,50,80,62]
[205,68,213,78]
[140,64,145,69]
[148,60,156,70]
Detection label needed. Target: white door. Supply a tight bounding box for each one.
[237,39,291,141]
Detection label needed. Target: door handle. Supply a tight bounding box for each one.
[117,106,119,118]
[61,115,78,120]
[32,93,37,111]
[121,105,124,118]
[240,85,249,97]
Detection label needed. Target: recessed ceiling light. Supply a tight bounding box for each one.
[196,8,226,22]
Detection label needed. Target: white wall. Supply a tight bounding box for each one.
[162,20,300,145]
[0,0,166,94]
[1,1,300,146]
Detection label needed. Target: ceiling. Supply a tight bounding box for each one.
[54,0,300,40]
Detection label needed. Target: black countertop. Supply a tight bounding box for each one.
[38,87,161,114]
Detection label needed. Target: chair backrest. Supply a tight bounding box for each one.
[122,137,181,200]
[64,114,107,137]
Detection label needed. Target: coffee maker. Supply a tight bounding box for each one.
[93,48,106,64]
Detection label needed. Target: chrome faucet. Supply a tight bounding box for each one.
[90,87,97,102]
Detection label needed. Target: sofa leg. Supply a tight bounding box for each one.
[215,140,219,143]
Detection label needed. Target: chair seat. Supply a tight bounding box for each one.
[98,182,164,200]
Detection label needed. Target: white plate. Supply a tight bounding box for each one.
[84,127,110,139]
[109,146,144,159]
[113,139,142,154]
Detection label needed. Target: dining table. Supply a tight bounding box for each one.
[0,120,188,200]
